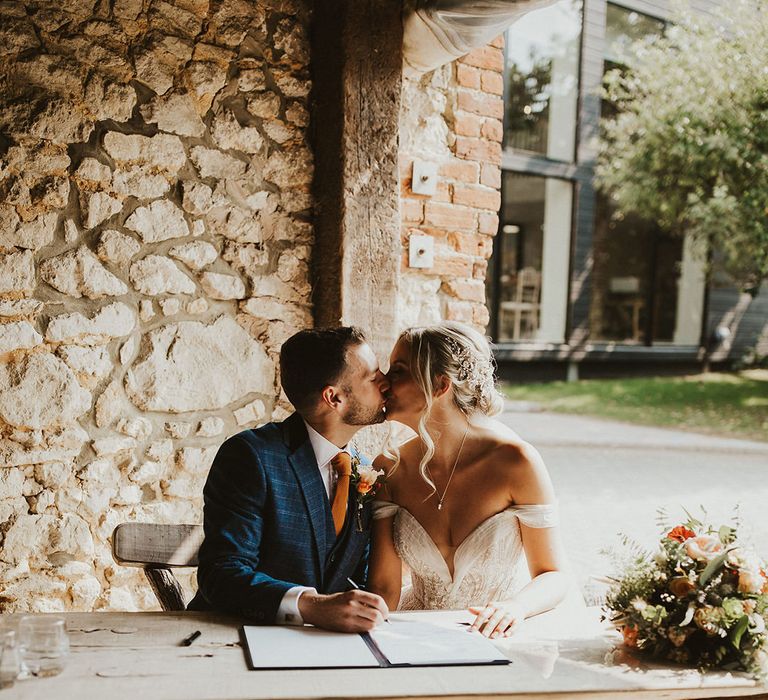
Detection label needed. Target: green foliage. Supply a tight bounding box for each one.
[596,0,768,288]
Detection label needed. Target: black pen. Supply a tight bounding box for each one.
[346,577,391,624]
[181,629,201,646]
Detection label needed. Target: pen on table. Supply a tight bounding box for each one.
[181,630,202,646]
[346,577,391,624]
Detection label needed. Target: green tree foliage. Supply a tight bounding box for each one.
[596,0,768,291]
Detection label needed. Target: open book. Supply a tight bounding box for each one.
[243,613,510,670]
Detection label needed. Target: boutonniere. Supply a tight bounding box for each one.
[350,455,385,531]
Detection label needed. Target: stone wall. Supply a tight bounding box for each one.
[398,40,503,332]
[0,0,313,612]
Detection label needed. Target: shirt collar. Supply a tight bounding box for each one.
[303,419,348,470]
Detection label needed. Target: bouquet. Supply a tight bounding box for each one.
[603,510,768,678]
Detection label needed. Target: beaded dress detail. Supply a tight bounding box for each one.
[372,502,558,610]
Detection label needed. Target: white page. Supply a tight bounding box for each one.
[242,626,380,669]
[368,617,509,666]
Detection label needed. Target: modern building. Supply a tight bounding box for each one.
[485,0,768,380]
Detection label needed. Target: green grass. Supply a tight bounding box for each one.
[501,370,768,442]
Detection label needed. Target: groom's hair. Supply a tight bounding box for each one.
[280,326,367,413]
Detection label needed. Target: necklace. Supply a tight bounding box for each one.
[427,427,469,511]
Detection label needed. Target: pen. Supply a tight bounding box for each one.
[346,577,391,624]
[181,630,202,646]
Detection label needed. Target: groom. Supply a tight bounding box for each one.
[187,327,391,632]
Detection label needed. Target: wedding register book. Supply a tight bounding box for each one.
[242,615,510,670]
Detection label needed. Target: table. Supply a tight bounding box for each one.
[5,607,765,700]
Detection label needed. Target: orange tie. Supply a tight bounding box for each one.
[331,452,352,535]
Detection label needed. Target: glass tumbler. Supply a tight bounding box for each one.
[18,617,70,678]
[0,630,20,688]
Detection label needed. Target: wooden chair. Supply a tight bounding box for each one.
[112,523,203,611]
[499,266,542,340]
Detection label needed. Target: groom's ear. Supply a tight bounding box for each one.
[320,384,343,411]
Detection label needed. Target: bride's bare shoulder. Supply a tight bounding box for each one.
[476,420,554,500]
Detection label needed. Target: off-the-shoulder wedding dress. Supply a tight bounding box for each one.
[372,502,558,610]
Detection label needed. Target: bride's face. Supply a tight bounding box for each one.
[384,338,427,423]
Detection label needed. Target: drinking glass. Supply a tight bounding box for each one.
[0,630,20,688]
[18,617,69,677]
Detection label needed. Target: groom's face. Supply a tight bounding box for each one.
[337,342,389,426]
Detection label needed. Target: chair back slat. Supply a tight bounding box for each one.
[112,523,203,568]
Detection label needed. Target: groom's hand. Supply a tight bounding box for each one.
[298,590,389,632]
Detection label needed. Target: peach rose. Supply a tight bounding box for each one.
[738,568,765,594]
[356,465,384,496]
[357,481,372,495]
[685,535,723,562]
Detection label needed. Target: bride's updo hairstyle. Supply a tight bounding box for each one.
[387,321,504,492]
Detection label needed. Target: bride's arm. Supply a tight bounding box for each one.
[470,442,570,638]
[365,467,404,612]
[367,514,403,612]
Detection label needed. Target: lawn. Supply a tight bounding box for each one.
[500,370,768,442]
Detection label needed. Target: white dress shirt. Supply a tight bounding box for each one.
[274,420,349,625]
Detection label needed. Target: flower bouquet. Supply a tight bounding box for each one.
[603,511,768,678]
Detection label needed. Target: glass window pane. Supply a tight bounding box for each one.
[503,0,582,161]
[604,4,665,68]
[491,173,572,342]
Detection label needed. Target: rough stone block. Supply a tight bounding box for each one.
[199,271,245,299]
[125,316,274,412]
[169,241,218,270]
[139,91,206,137]
[0,250,35,297]
[130,255,197,295]
[0,320,43,356]
[0,353,91,430]
[103,132,186,175]
[97,230,141,266]
[46,302,136,345]
[40,246,128,299]
[125,200,190,243]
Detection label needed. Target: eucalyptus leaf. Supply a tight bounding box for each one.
[730,615,749,650]
[699,549,731,587]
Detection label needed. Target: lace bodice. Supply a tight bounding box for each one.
[372,502,558,611]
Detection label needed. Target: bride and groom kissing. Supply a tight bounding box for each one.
[188,323,569,638]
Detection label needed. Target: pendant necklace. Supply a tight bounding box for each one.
[427,426,469,511]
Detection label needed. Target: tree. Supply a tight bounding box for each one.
[596,0,768,292]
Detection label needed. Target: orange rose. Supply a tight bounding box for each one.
[669,576,696,598]
[622,625,638,648]
[357,482,372,495]
[667,525,696,543]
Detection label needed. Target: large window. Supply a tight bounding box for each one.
[504,0,582,161]
[489,173,573,343]
[589,4,704,345]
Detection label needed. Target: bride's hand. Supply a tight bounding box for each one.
[468,600,526,638]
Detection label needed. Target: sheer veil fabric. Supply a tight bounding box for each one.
[372,502,558,610]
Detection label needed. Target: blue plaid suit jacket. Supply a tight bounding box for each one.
[187,413,372,622]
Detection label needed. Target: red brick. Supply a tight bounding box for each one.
[399,158,413,183]
[455,136,502,165]
[452,183,501,211]
[454,111,482,137]
[460,46,504,72]
[424,201,476,230]
[490,34,505,50]
[478,211,500,235]
[438,158,480,183]
[448,231,494,258]
[432,250,475,277]
[457,90,504,119]
[481,118,503,143]
[442,278,487,303]
[445,300,474,323]
[456,63,480,89]
[481,69,504,96]
[473,259,489,279]
[480,163,501,189]
[402,197,424,223]
[473,303,490,327]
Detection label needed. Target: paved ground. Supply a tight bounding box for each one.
[498,406,768,593]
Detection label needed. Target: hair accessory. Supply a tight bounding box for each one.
[446,336,495,402]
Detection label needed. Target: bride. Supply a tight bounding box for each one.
[368,321,569,638]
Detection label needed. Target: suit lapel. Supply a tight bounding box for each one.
[283,414,330,566]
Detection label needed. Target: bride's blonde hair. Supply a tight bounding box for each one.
[385,321,504,494]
